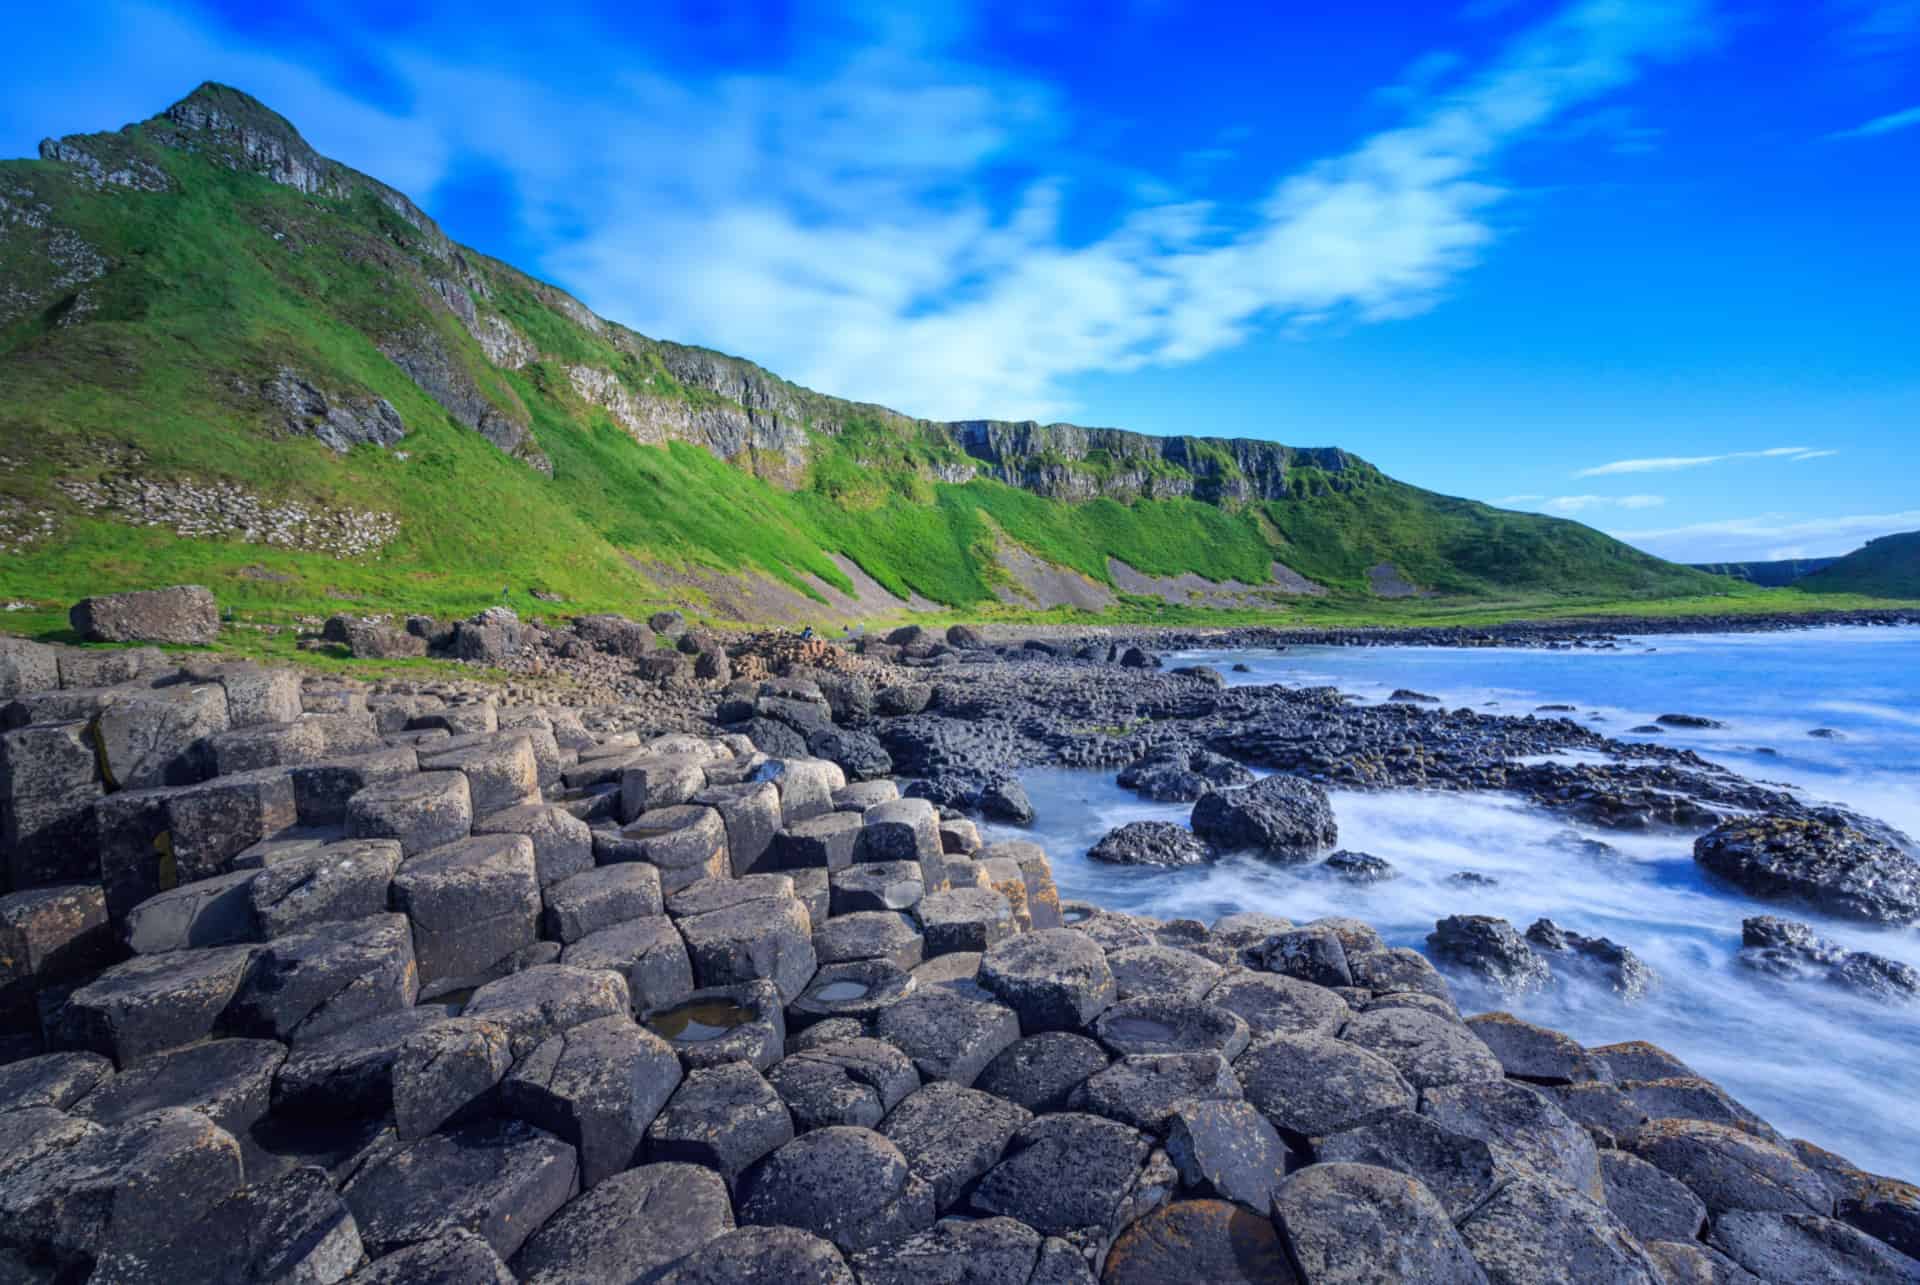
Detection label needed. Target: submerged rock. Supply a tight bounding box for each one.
[1738,915,1918,1002]
[1427,915,1551,993]
[1525,919,1655,999]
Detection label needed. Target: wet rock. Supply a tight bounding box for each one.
[343,1115,579,1261]
[1695,813,1920,925]
[1523,919,1655,999]
[1235,1033,1416,1140]
[1422,1079,1603,1199]
[1458,1175,1662,1285]
[645,1062,794,1193]
[1338,1006,1504,1090]
[978,928,1116,1033]
[1116,748,1254,803]
[1106,945,1223,1001]
[976,1032,1113,1114]
[57,944,256,1065]
[563,915,695,1015]
[830,858,926,915]
[1314,1108,1501,1220]
[1107,1199,1296,1284]
[1274,1161,1484,1284]
[1189,775,1337,861]
[1427,916,1551,993]
[1600,1147,1707,1242]
[1087,821,1216,867]
[1204,971,1350,1040]
[1739,914,1919,1001]
[392,1017,513,1141]
[1464,1011,1604,1083]
[1324,849,1398,883]
[1708,1210,1920,1283]
[767,1037,919,1131]
[873,986,1021,1086]
[1657,713,1725,729]
[657,1225,853,1284]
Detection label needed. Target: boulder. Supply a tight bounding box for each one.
[1088,821,1216,867]
[472,803,594,888]
[1073,1051,1240,1134]
[975,1032,1112,1115]
[1189,775,1337,861]
[1203,971,1350,1040]
[1339,1006,1505,1091]
[271,1005,451,1120]
[968,1112,1154,1258]
[1427,916,1551,993]
[1708,1210,1920,1282]
[87,1163,362,1285]
[225,913,418,1042]
[1694,813,1920,925]
[542,864,664,943]
[392,1017,513,1141]
[873,987,1021,1087]
[767,1037,919,1131]
[70,586,219,645]
[71,1036,284,1139]
[1422,1079,1603,1200]
[1315,1108,1502,1221]
[1234,1033,1416,1139]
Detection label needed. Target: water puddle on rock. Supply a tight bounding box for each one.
[810,980,872,1002]
[648,999,754,1042]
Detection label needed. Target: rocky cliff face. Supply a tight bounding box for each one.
[949,421,1353,504]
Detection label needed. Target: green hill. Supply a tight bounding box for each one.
[1690,556,1839,588]
[1797,532,1920,598]
[0,83,1724,627]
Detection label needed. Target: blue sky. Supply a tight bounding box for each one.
[4,0,1917,562]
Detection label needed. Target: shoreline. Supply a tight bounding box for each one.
[1,610,1916,1279]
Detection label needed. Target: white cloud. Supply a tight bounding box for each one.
[1506,493,1666,514]
[3,0,1715,422]
[1609,508,1920,561]
[1574,446,1835,476]
[409,0,1713,419]
[1829,104,1920,138]
[1495,493,1547,504]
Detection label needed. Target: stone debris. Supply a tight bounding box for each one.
[0,621,1910,1282]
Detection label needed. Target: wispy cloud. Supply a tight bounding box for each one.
[1574,446,1835,477]
[1610,508,1920,561]
[1501,493,1665,515]
[1829,104,1920,138]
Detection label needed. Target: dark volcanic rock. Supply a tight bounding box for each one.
[1524,918,1655,999]
[70,585,220,645]
[1427,915,1551,993]
[1739,914,1920,1001]
[1189,774,1337,860]
[736,1126,934,1252]
[655,1225,853,1284]
[1694,813,1920,924]
[975,1032,1112,1114]
[1164,1097,1293,1210]
[1273,1162,1484,1284]
[1324,849,1398,882]
[1314,1108,1500,1221]
[1459,1175,1662,1284]
[1088,820,1216,867]
[1116,748,1254,802]
[977,928,1116,1033]
[510,1162,733,1284]
[880,1080,1031,1214]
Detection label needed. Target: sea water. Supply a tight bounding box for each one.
[979,626,1920,1178]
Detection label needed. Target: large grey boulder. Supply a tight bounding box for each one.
[1189,774,1336,861]
[70,585,219,645]
[736,1126,935,1252]
[1695,813,1920,925]
[977,929,1116,1033]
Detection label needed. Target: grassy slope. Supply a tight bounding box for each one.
[1798,532,1920,598]
[0,90,1835,635]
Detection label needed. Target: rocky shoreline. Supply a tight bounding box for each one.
[0,589,1916,1282]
